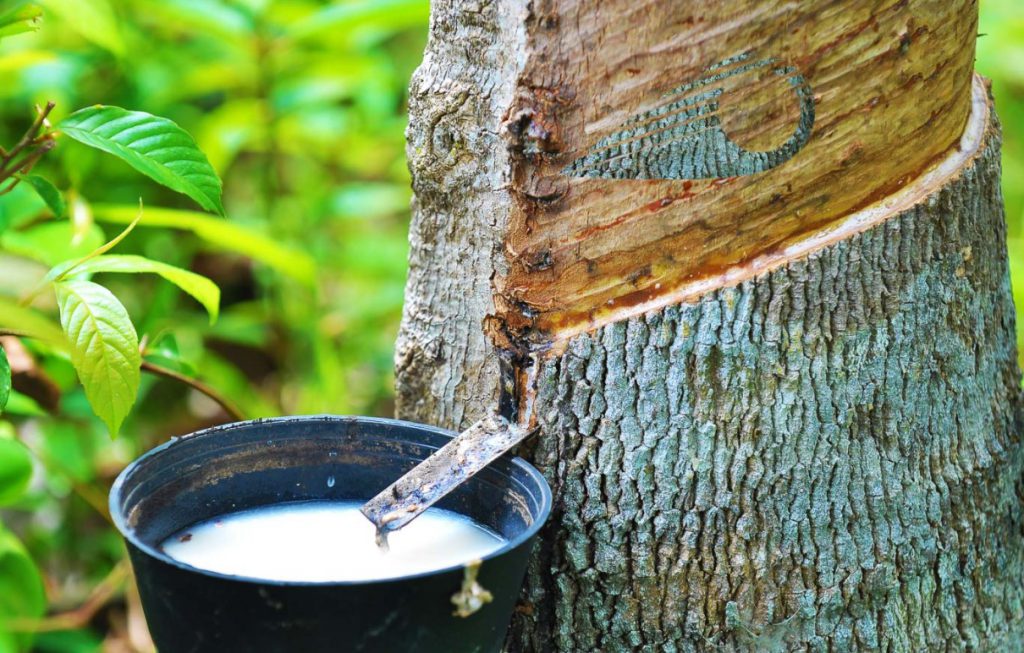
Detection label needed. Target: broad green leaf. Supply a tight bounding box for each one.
[36,0,123,55]
[59,107,224,215]
[92,204,316,285]
[0,221,105,267]
[0,528,45,652]
[54,280,140,435]
[20,175,65,218]
[52,255,220,323]
[0,297,67,346]
[0,438,31,505]
[0,1,40,39]
[0,345,8,415]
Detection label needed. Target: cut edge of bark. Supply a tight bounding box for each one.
[514,73,991,353]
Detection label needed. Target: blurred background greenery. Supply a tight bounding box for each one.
[0,0,428,650]
[0,0,1019,650]
[980,0,1024,369]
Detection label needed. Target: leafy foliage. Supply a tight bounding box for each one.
[91,203,316,284]
[53,254,220,323]
[54,280,140,435]
[0,1,426,646]
[19,174,62,216]
[59,107,224,215]
[0,99,222,437]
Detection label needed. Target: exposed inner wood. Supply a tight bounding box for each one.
[492,0,979,348]
[511,72,989,357]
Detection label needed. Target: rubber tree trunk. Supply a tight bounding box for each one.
[396,1,1024,650]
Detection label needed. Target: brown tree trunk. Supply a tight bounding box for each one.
[396,1,1024,650]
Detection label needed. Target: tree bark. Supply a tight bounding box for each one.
[396,0,529,427]
[396,1,1024,650]
[510,97,1024,652]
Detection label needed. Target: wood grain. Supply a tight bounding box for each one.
[493,0,979,347]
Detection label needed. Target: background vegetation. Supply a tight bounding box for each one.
[0,1,1018,650]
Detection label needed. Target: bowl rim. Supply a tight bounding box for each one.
[109,414,553,587]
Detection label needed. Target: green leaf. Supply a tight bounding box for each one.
[52,255,220,323]
[0,297,67,347]
[0,527,46,652]
[0,1,41,40]
[35,0,123,55]
[54,280,140,435]
[0,221,105,267]
[0,346,8,415]
[59,107,224,215]
[20,175,65,218]
[92,204,316,285]
[0,438,31,505]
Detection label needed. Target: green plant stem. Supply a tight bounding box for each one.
[48,200,144,283]
[141,359,246,422]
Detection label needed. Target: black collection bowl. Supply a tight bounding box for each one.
[109,415,552,653]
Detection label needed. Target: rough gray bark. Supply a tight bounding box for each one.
[396,3,1024,651]
[395,0,527,429]
[508,126,1024,651]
